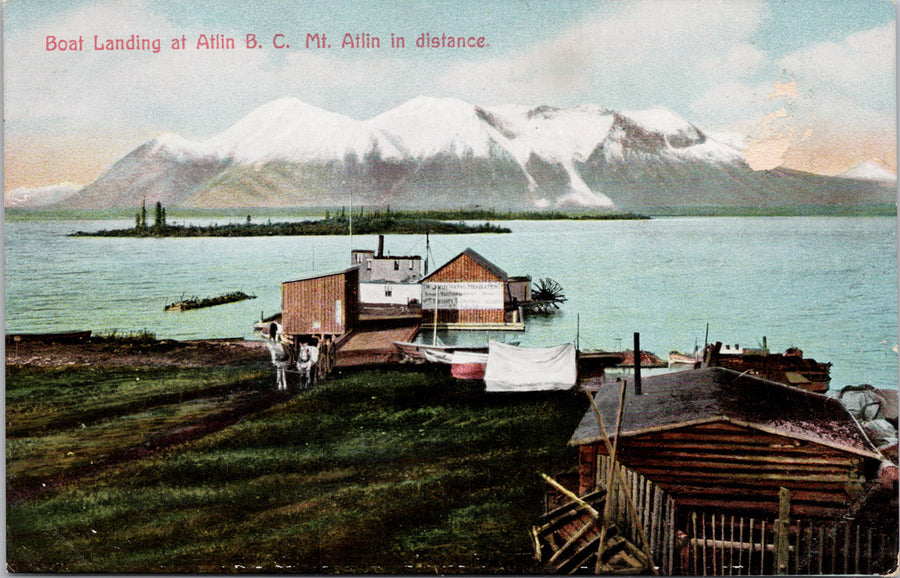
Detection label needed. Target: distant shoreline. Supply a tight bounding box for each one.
[69,212,515,237]
[7,203,895,222]
[66,206,659,237]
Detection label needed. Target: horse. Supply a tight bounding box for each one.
[266,336,289,391]
[296,343,319,389]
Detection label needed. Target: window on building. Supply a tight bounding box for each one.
[366,260,372,270]
[385,286,393,297]
[394,260,400,270]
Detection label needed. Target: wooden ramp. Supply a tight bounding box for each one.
[335,317,420,367]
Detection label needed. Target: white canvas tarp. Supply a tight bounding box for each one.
[484,341,577,392]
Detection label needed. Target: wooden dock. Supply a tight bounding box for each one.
[335,317,420,368]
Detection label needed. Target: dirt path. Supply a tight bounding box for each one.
[7,387,294,505]
[6,336,269,368]
[6,336,293,504]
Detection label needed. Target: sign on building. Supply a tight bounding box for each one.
[422,282,504,310]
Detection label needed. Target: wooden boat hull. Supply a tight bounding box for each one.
[393,340,488,363]
[704,342,832,393]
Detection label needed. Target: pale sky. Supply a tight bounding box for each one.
[3,0,896,191]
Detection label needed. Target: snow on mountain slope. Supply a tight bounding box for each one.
[598,109,743,165]
[206,97,403,164]
[63,95,892,211]
[5,183,82,208]
[837,161,897,183]
[489,104,616,162]
[148,132,219,160]
[369,96,518,159]
[482,105,618,207]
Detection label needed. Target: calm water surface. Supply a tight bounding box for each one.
[5,215,898,389]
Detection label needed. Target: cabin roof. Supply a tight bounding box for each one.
[283,265,361,285]
[570,367,881,459]
[422,248,508,282]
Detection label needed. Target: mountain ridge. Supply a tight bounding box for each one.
[45,96,898,211]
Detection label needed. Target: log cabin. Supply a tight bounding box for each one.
[569,367,886,520]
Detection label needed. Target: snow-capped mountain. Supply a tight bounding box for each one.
[837,161,897,184]
[207,98,404,164]
[5,183,81,208]
[56,97,896,211]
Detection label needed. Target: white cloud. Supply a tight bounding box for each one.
[5,2,420,138]
[778,22,895,112]
[689,20,895,174]
[438,0,769,110]
[5,0,895,180]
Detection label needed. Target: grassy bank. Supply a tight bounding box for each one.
[7,365,271,493]
[7,365,586,573]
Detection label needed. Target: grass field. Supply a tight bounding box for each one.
[7,364,587,573]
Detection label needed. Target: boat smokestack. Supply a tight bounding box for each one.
[634,332,642,395]
[377,234,385,257]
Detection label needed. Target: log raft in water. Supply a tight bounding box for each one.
[164,291,256,311]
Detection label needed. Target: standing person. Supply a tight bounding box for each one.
[266,322,289,390]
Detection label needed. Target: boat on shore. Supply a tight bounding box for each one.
[5,330,92,344]
[393,340,489,363]
[164,291,256,312]
[702,340,832,393]
[422,348,490,379]
[668,349,702,367]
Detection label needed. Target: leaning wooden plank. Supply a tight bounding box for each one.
[547,518,601,568]
[584,391,656,573]
[531,525,543,563]
[540,474,604,523]
[556,535,601,575]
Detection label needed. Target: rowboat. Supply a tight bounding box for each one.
[668,350,702,367]
[422,348,490,379]
[393,340,488,363]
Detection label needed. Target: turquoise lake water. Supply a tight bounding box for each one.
[5,215,898,389]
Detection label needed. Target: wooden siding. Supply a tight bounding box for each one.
[422,307,505,325]
[581,421,869,519]
[282,268,358,336]
[421,251,509,324]
[425,252,504,283]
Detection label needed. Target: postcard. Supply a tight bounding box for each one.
[5,0,898,574]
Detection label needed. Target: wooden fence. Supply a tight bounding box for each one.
[682,503,898,575]
[598,457,898,576]
[684,510,898,575]
[597,454,679,575]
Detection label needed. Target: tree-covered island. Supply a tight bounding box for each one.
[70,203,512,237]
[70,203,649,238]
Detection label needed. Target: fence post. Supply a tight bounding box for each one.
[775,487,791,575]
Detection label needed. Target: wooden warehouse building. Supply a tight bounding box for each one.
[570,367,886,520]
[282,266,360,337]
[421,248,528,330]
[281,265,420,369]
